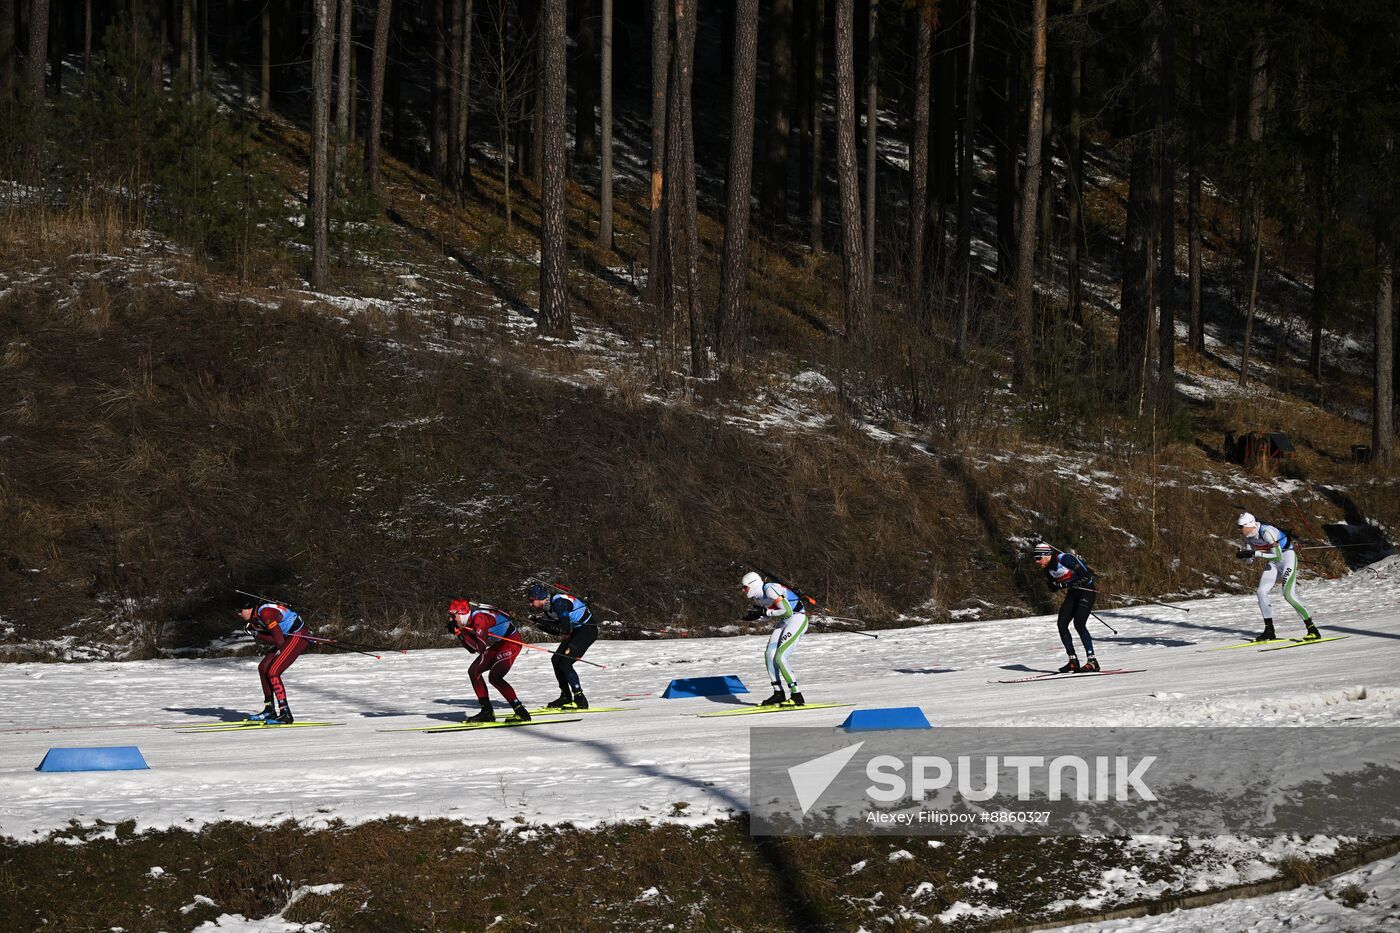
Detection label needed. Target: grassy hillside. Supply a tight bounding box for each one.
[1,97,1396,660]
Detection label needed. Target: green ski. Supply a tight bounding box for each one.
[1203,639,1293,651]
[527,706,631,716]
[1258,635,1350,652]
[694,703,854,718]
[377,717,583,734]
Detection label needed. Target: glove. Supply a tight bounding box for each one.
[742,607,764,622]
[1049,580,1067,591]
[245,621,264,636]
[1236,549,1252,560]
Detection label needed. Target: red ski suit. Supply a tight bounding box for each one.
[251,604,308,704]
[454,609,523,704]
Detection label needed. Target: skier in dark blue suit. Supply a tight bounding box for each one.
[1033,542,1101,673]
[527,583,598,709]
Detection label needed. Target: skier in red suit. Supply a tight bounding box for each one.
[448,599,530,723]
[238,597,309,723]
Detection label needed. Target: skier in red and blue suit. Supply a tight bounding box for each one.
[1032,542,1101,673]
[238,598,309,723]
[448,599,531,723]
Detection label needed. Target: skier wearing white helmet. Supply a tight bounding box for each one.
[741,571,808,706]
[1031,541,1101,673]
[1236,513,1320,642]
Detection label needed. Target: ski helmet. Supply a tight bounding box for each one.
[741,571,764,599]
[448,598,472,616]
[1032,542,1055,559]
[527,583,549,602]
[1237,512,1258,532]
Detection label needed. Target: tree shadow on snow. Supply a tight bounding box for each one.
[524,729,833,930]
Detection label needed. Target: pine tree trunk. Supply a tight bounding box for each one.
[835,0,870,338]
[910,0,931,323]
[179,0,191,84]
[1157,0,1176,393]
[1038,73,1054,257]
[84,0,92,72]
[646,0,670,317]
[956,0,978,353]
[1375,138,1395,464]
[763,0,793,225]
[863,0,878,287]
[809,0,825,254]
[995,12,1019,281]
[539,0,570,336]
[1067,0,1084,321]
[932,3,956,233]
[260,1,271,108]
[674,0,705,377]
[46,0,60,97]
[366,0,392,194]
[574,0,598,162]
[1240,31,1267,261]
[795,0,812,224]
[1186,19,1202,352]
[1119,0,1162,407]
[432,0,449,183]
[718,0,759,362]
[310,0,335,290]
[335,0,354,179]
[26,0,48,103]
[596,0,613,248]
[1013,0,1047,388]
[458,0,475,194]
[1310,222,1326,381]
[1,0,14,100]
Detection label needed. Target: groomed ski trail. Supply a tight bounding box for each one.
[2,556,1400,839]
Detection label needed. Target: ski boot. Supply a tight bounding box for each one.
[1304,622,1321,641]
[509,700,531,722]
[545,691,573,709]
[1081,658,1101,673]
[570,689,589,710]
[466,703,496,724]
[1058,658,1081,674]
[787,691,805,707]
[248,703,277,723]
[1252,620,1277,643]
[760,684,787,706]
[271,704,294,725]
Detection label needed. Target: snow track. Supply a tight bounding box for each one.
[2,559,1399,841]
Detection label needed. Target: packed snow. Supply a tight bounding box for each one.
[3,558,1398,840]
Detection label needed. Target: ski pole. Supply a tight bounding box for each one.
[1091,612,1119,634]
[283,632,385,660]
[235,588,308,614]
[809,616,880,638]
[1296,543,1387,551]
[492,633,608,669]
[529,576,627,619]
[1073,586,1189,613]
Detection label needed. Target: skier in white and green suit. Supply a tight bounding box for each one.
[741,571,807,706]
[1236,512,1321,643]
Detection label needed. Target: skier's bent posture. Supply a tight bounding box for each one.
[1032,543,1101,673]
[448,599,530,723]
[527,583,597,709]
[741,572,808,706]
[1236,512,1320,642]
[239,598,309,723]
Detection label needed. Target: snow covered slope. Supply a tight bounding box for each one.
[2,559,1399,842]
